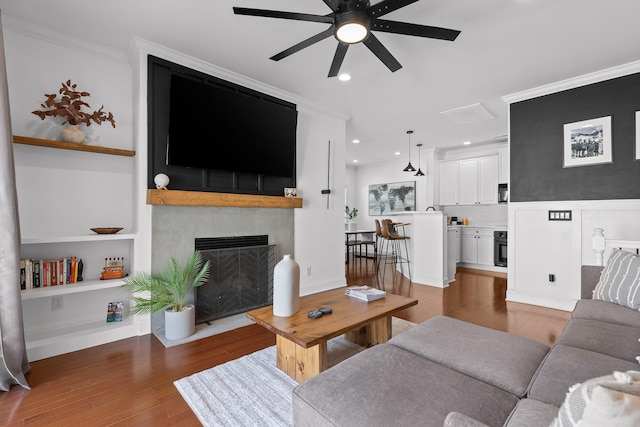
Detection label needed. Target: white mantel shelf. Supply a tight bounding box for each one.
[146,189,303,209]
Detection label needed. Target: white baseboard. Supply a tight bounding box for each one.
[506,290,576,312]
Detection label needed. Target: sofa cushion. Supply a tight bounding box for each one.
[572,299,640,328]
[528,345,640,406]
[292,343,519,427]
[549,370,640,427]
[556,318,640,362]
[388,316,550,397]
[504,399,559,427]
[593,249,640,311]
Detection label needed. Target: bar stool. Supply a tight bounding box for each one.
[379,219,412,284]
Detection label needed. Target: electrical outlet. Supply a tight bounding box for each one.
[548,274,556,286]
[52,296,64,311]
[306,267,312,277]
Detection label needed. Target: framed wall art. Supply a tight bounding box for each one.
[368,181,416,215]
[563,115,612,168]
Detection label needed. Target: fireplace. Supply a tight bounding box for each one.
[195,235,276,324]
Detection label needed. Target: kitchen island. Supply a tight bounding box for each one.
[388,211,451,288]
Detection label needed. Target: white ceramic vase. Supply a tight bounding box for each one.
[273,254,300,317]
[348,221,358,232]
[60,124,86,144]
[165,304,195,340]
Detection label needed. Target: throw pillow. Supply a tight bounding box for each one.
[580,386,640,426]
[593,249,640,311]
[549,370,640,427]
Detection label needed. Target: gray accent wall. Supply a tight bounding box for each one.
[510,72,640,202]
[150,205,294,335]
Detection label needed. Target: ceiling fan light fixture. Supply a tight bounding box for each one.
[336,22,368,43]
[335,11,370,44]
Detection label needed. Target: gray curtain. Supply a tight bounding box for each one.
[0,10,31,391]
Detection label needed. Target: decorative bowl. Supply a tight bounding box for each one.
[90,227,123,235]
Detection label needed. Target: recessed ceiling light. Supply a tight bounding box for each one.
[463,141,471,145]
[338,73,352,81]
[352,139,360,144]
[352,159,358,163]
[394,151,401,155]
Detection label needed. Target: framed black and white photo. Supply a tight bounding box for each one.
[368,181,416,215]
[636,111,640,160]
[563,116,612,168]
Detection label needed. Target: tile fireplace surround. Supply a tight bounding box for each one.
[150,204,294,340]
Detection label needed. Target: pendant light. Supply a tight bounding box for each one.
[403,130,416,172]
[414,143,425,176]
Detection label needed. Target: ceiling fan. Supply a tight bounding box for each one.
[233,0,461,77]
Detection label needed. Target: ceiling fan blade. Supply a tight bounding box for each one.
[270,27,335,61]
[362,33,402,72]
[233,7,333,24]
[368,0,419,18]
[328,43,349,77]
[321,0,340,12]
[372,19,461,41]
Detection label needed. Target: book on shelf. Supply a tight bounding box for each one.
[106,301,124,322]
[344,285,386,302]
[20,256,79,289]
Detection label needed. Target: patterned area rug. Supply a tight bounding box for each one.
[174,317,416,426]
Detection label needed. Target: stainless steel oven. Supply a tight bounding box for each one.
[494,231,507,267]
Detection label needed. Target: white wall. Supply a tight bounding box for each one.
[6,19,134,236]
[507,200,640,311]
[352,157,433,231]
[295,109,347,294]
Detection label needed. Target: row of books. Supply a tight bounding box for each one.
[20,257,82,289]
[344,285,386,302]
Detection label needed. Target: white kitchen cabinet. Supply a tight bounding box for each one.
[460,227,494,266]
[459,159,478,205]
[438,155,498,205]
[438,160,459,206]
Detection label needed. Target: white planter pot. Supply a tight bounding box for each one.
[348,221,358,232]
[273,254,300,317]
[165,304,195,340]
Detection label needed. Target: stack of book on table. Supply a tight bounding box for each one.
[344,285,386,302]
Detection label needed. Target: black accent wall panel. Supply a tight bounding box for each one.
[510,72,640,202]
[147,56,296,196]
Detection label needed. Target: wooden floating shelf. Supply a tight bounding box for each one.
[13,135,136,157]
[147,189,303,209]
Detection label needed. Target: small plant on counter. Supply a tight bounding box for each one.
[345,206,358,221]
[32,80,116,127]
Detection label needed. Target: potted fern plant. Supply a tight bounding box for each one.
[122,251,210,340]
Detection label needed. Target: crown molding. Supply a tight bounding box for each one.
[502,60,640,104]
[1,13,128,65]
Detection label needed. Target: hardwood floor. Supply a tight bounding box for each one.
[1,260,570,426]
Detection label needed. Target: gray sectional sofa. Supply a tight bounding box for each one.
[292,265,640,426]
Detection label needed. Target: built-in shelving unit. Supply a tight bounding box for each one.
[20,232,136,361]
[13,135,136,157]
[15,133,139,361]
[147,189,303,208]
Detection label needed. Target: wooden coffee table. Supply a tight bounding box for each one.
[246,287,418,382]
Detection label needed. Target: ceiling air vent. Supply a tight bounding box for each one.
[440,103,495,125]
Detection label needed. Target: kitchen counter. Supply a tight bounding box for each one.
[388,212,450,288]
[448,224,507,230]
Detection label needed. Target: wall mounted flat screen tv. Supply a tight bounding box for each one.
[167,74,297,178]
